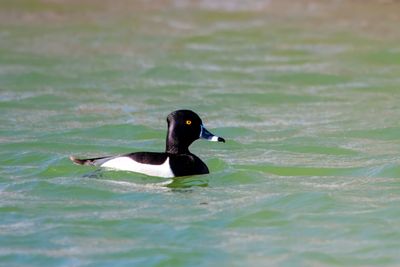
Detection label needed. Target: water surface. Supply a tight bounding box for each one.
[1,1,400,266]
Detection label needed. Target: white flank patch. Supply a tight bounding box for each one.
[101,157,174,178]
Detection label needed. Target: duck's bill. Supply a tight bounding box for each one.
[200,125,225,143]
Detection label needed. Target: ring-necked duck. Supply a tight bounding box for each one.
[70,109,225,178]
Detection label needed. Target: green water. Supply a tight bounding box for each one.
[1,1,400,266]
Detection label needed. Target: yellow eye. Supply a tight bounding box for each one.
[186,120,192,125]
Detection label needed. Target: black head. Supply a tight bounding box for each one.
[165,110,225,154]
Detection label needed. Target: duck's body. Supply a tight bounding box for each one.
[71,152,209,178]
[70,110,225,178]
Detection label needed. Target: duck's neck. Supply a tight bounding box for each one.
[165,127,190,154]
[165,136,190,154]
[166,145,189,154]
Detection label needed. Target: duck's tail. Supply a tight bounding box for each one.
[69,156,114,166]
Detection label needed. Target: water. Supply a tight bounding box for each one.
[1,1,400,266]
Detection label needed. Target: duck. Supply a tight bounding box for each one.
[70,109,225,178]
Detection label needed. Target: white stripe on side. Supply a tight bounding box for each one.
[101,157,174,178]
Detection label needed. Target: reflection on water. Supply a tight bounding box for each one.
[81,168,209,191]
[167,176,209,189]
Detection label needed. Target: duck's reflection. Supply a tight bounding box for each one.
[166,176,209,189]
[82,169,209,191]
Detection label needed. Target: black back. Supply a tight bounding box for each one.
[125,152,168,165]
